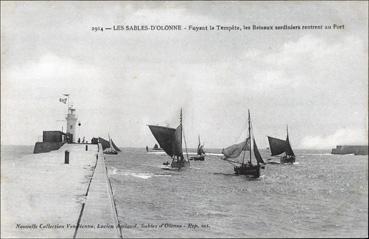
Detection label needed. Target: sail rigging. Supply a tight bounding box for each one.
[148,125,182,157]
[222,109,264,178]
[148,108,190,170]
[285,127,295,156]
[197,135,205,155]
[99,136,120,152]
[111,139,121,152]
[267,126,295,157]
[267,137,295,157]
[103,134,118,154]
[197,145,205,155]
[222,109,264,165]
[253,138,265,164]
[222,139,250,159]
[267,136,287,156]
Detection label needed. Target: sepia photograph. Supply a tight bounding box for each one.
[1,1,368,238]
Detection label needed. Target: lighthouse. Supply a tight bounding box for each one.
[66,106,77,143]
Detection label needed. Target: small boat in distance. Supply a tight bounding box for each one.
[190,135,205,161]
[221,110,265,178]
[145,143,164,152]
[152,144,162,151]
[99,137,121,152]
[267,126,295,163]
[103,135,118,155]
[148,109,190,171]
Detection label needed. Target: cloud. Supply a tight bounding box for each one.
[3,53,102,94]
[1,3,367,147]
[1,53,104,145]
[299,128,368,149]
[245,34,367,95]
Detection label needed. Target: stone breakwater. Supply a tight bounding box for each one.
[1,144,122,238]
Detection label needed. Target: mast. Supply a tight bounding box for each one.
[286,125,288,157]
[241,109,251,165]
[108,133,112,149]
[248,109,252,164]
[181,108,189,160]
[180,108,182,143]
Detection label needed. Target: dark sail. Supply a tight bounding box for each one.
[174,125,183,156]
[98,137,110,150]
[253,138,264,164]
[197,145,205,155]
[111,139,121,152]
[222,138,250,159]
[148,125,182,157]
[285,135,295,156]
[196,136,205,155]
[267,136,287,156]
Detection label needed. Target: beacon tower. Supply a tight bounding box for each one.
[66,106,77,143]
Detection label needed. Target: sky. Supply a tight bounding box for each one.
[1,1,368,149]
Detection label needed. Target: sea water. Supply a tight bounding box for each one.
[105,148,368,238]
[2,146,367,237]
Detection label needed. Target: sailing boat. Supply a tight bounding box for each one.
[190,135,205,161]
[152,144,163,151]
[148,109,190,171]
[221,110,265,178]
[267,126,295,164]
[103,134,118,155]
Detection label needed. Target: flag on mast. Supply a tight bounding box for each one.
[60,93,69,104]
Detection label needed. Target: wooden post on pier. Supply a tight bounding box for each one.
[64,150,69,164]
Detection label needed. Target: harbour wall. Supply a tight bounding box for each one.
[74,144,122,238]
[1,143,122,238]
[33,141,65,153]
[331,145,368,155]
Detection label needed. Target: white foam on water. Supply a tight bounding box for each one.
[109,166,119,175]
[153,174,172,177]
[121,171,153,179]
[206,153,224,156]
[111,168,154,179]
[114,169,172,179]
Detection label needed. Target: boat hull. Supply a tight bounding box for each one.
[161,159,190,171]
[280,155,295,164]
[104,152,118,155]
[234,164,260,178]
[189,155,205,161]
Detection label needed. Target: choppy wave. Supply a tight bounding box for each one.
[109,167,171,179]
[106,148,368,238]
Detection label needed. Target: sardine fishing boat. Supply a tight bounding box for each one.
[267,126,296,164]
[103,134,118,155]
[99,137,121,152]
[148,109,190,171]
[190,135,205,161]
[221,110,265,178]
[145,143,164,152]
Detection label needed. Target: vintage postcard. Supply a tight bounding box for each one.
[1,1,368,238]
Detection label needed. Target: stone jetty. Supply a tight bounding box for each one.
[1,144,122,238]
